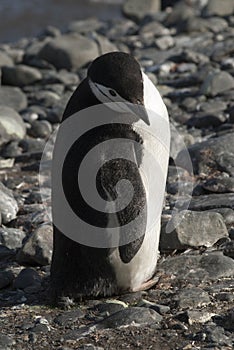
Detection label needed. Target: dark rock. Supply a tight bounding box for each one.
[0,227,26,250]
[2,64,42,86]
[16,224,53,266]
[0,86,27,111]
[27,90,60,107]
[98,307,162,328]
[28,120,52,139]
[211,38,234,62]
[174,193,234,211]
[13,268,41,290]
[202,177,234,193]
[137,299,170,314]
[165,2,196,28]
[159,251,234,281]
[93,301,126,316]
[122,0,160,22]
[0,106,26,146]
[0,270,14,289]
[200,71,234,97]
[54,309,84,326]
[0,181,18,224]
[187,111,227,128]
[176,132,234,176]
[78,346,104,350]
[160,210,228,252]
[174,288,210,309]
[204,0,234,17]
[38,33,99,70]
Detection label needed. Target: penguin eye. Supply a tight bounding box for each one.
[109,89,117,97]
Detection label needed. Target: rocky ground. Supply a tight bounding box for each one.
[0,0,234,349]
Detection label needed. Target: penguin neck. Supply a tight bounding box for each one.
[62,78,101,121]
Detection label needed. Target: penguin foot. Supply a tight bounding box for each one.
[132,276,159,292]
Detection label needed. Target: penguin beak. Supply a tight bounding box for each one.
[129,103,150,126]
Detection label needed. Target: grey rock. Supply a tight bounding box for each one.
[155,36,174,50]
[200,71,234,97]
[0,334,15,349]
[159,251,234,281]
[42,69,79,86]
[54,309,84,326]
[68,18,104,34]
[0,228,26,250]
[212,38,234,62]
[204,325,232,345]
[0,270,14,289]
[176,132,234,176]
[93,301,126,316]
[122,0,160,22]
[180,49,209,65]
[0,106,26,144]
[13,268,41,290]
[0,181,18,224]
[165,2,196,28]
[38,33,99,70]
[137,299,170,314]
[0,86,27,111]
[140,21,169,37]
[92,33,117,55]
[28,120,52,139]
[0,51,14,67]
[187,111,227,128]
[27,90,60,107]
[198,100,227,113]
[160,210,228,252]
[17,224,53,266]
[205,208,234,226]
[204,0,234,17]
[202,177,234,193]
[98,307,162,328]
[0,246,15,260]
[176,310,215,325]
[78,345,104,350]
[2,64,42,86]
[174,288,210,309]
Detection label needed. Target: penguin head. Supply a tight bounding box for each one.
[88,52,150,125]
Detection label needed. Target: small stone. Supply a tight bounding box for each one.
[137,299,170,314]
[204,0,234,17]
[54,309,84,326]
[0,106,26,145]
[160,211,228,251]
[93,301,126,316]
[201,71,234,97]
[68,18,104,34]
[176,310,215,325]
[122,0,161,22]
[187,111,227,128]
[0,51,14,67]
[202,177,234,193]
[0,227,26,250]
[175,193,234,212]
[0,86,27,111]
[98,307,162,328]
[17,224,53,266]
[0,270,14,289]
[174,288,210,309]
[92,33,117,55]
[0,181,18,224]
[2,64,42,86]
[38,33,99,70]
[155,36,174,50]
[79,345,104,350]
[13,268,41,290]
[0,334,15,348]
[28,120,52,139]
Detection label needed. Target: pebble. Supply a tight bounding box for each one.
[38,33,99,70]
[174,288,210,309]
[54,309,84,326]
[13,267,41,290]
[202,177,234,193]
[16,224,53,266]
[2,64,42,87]
[0,181,18,224]
[0,86,27,111]
[200,70,234,97]
[0,227,26,250]
[122,0,160,22]
[28,120,52,139]
[0,106,26,146]
[204,0,234,17]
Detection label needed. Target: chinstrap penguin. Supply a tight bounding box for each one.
[50,52,170,302]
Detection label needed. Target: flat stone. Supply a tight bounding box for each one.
[38,33,99,70]
[200,71,234,97]
[0,227,26,250]
[159,251,234,281]
[122,0,160,22]
[0,86,27,111]
[0,107,26,144]
[13,268,41,290]
[174,193,234,211]
[2,64,42,86]
[160,210,228,252]
[176,310,215,325]
[93,301,126,316]
[176,132,234,176]
[0,51,14,67]
[54,309,84,326]
[202,177,234,193]
[174,288,210,309]
[204,0,234,17]
[98,307,162,328]
[0,181,18,224]
[187,112,227,128]
[16,224,53,266]
[0,270,14,290]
